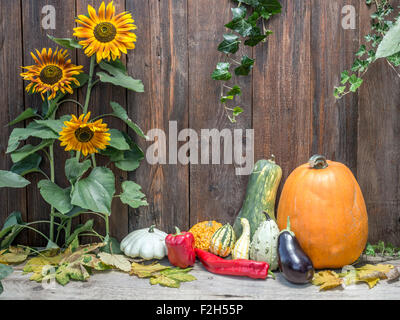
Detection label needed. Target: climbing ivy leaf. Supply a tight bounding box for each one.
[211,62,232,81]
[234,55,255,76]
[218,34,240,54]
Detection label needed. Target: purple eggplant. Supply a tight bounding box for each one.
[278,217,314,284]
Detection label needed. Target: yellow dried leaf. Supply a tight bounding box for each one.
[356,264,393,274]
[312,271,343,291]
[130,262,170,278]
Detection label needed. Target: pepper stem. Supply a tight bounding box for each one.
[148,225,156,233]
[268,269,276,280]
[174,226,182,235]
[309,154,328,169]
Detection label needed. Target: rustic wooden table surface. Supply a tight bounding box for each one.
[1,258,399,300]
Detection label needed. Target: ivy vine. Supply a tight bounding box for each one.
[212,0,282,123]
[335,0,400,99]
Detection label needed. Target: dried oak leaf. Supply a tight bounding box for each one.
[312,270,343,291]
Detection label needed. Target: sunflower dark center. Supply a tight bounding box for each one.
[94,22,117,43]
[75,127,94,143]
[39,65,63,85]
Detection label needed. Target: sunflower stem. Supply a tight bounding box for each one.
[47,93,56,243]
[91,154,97,167]
[83,56,96,114]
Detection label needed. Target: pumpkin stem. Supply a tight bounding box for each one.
[148,225,156,233]
[309,154,328,169]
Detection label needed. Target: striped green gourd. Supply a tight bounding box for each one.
[209,223,236,257]
[232,218,251,260]
[233,157,282,241]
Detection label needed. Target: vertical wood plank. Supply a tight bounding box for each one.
[22,0,77,246]
[188,0,252,227]
[76,0,128,242]
[0,0,27,243]
[358,2,400,245]
[311,0,360,173]
[126,0,190,234]
[253,1,312,195]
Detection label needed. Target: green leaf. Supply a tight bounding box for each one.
[35,115,71,134]
[119,181,148,209]
[47,35,83,49]
[0,264,13,290]
[8,108,39,126]
[100,236,123,254]
[225,17,253,37]
[71,167,116,215]
[115,145,144,172]
[211,62,232,81]
[232,6,247,19]
[0,212,25,250]
[220,95,234,103]
[65,158,91,184]
[11,153,42,177]
[100,147,125,162]
[236,0,260,8]
[227,85,242,96]
[233,106,244,117]
[11,140,53,163]
[110,102,147,139]
[0,170,30,188]
[244,27,269,47]
[257,0,282,15]
[108,129,131,151]
[98,61,144,92]
[349,75,363,92]
[7,122,59,153]
[356,45,367,57]
[234,55,255,76]
[65,220,94,246]
[340,71,350,84]
[38,180,73,214]
[217,34,240,54]
[334,86,346,98]
[52,206,86,219]
[376,21,400,59]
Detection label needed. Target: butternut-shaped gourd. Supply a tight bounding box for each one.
[232,218,251,260]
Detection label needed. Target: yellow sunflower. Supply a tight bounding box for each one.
[74,1,137,63]
[59,112,111,156]
[21,48,83,100]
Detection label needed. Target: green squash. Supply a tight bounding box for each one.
[249,214,280,270]
[233,157,282,240]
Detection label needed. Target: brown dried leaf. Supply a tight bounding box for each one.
[386,267,400,281]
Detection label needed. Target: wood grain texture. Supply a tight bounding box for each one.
[253,1,312,196]
[357,1,400,245]
[311,0,360,173]
[75,0,128,242]
[188,0,252,227]
[21,0,77,246]
[126,0,190,234]
[0,0,399,246]
[1,259,399,300]
[0,0,27,244]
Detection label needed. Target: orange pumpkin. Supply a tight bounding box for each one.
[277,155,368,269]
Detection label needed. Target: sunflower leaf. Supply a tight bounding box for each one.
[110,101,147,139]
[70,167,116,215]
[38,180,73,215]
[47,35,83,50]
[0,212,25,250]
[10,140,54,163]
[98,61,144,92]
[108,129,131,151]
[8,108,39,126]
[0,171,30,188]
[119,181,148,209]
[65,158,92,184]
[11,153,42,177]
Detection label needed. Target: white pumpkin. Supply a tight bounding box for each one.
[120,225,168,260]
[249,216,280,270]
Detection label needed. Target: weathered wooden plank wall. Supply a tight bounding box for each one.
[0,0,399,246]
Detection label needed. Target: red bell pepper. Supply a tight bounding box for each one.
[195,248,273,279]
[165,227,196,268]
